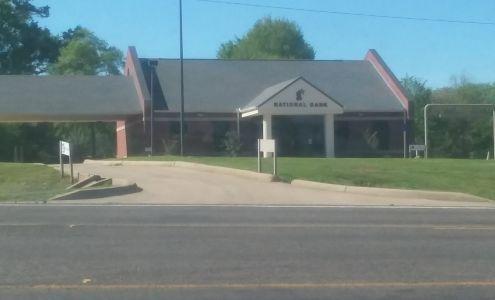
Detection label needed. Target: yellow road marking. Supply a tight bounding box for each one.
[57,223,495,231]
[2,281,495,290]
[432,226,495,231]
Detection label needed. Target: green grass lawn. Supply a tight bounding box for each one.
[0,163,70,201]
[125,156,495,200]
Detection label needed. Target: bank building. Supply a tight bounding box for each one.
[0,47,410,158]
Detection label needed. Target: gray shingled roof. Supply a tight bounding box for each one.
[148,59,404,113]
[242,77,299,111]
[0,76,141,121]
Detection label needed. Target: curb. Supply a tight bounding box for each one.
[51,178,142,201]
[83,159,274,182]
[49,162,142,201]
[66,174,101,190]
[291,180,489,203]
[84,159,175,167]
[82,177,112,188]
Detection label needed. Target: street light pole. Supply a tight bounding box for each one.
[179,0,185,156]
[424,104,429,159]
[236,108,240,137]
[148,60,158,156]
[403,109,407,159]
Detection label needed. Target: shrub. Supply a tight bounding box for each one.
[223,130,242,157]
[162,137,178,155]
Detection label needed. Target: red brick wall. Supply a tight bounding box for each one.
[118,47,148,157]
[116,117,145,158]
[116,120,127,158]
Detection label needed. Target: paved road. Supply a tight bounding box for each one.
[1,205,495,299]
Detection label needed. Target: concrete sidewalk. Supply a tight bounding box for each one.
[59,163,494,207]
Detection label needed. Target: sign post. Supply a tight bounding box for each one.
[257,139,277,176]
[59,142,64,178]
[59,141,74,183]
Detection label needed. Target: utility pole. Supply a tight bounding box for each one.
[403,109,407,159]
[179,0,185,156]
[148,60,158,156]
[424,104,429,159]
[90,123,96,158]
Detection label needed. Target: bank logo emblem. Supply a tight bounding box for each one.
[296,89,305,101]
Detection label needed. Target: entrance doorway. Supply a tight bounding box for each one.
[272,115,325,157]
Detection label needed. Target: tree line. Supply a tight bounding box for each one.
[0,0,122,162]
[402,76,495,158]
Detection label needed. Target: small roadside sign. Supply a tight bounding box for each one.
[259,139,275,153]
[408,144,425,158]
[257,139,277,176]
[60,141,71,156]
[59,141,74,183]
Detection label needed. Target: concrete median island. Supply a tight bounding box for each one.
[49,169,142,201]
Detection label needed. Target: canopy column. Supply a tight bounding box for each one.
[262,114,272,158]
[324,114,335,157]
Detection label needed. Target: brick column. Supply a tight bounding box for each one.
[116,118,145,158]
[116,120,128,158]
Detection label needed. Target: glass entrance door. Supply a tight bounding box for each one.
[273,115,324,157]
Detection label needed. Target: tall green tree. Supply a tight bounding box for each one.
[0,0,60,162]
[401,75,495,158]
[49,26,123,160]
[0,0,59,74]
[217,16,315,59]
[49,26,122,75]
[401,75,432,143]
[434,82,495,105]
[429,81,495,158]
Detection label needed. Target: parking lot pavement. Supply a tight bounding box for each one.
[60,163,495,207]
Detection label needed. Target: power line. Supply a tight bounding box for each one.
[197,0,495,26]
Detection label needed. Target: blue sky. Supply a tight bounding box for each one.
[33,0,495,88]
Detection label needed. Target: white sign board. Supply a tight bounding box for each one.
[59,140,74,183]
[259,139,275,153]
[409,144,425,151]
[257,139,277,176]
[60,141,71,156]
